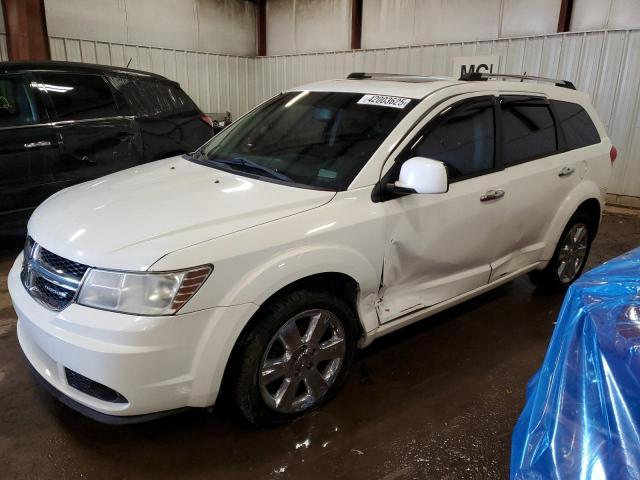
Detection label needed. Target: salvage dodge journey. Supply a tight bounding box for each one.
[9,72,613,426]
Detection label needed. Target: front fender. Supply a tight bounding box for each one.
[540,180,603,263]
[217,243,381,334]
[184,244,382,407]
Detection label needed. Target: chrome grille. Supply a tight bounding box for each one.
[38,248,89,279]
[21,236,89,311]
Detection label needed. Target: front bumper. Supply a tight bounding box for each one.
[8,254,258,420]
[25,359,190,424]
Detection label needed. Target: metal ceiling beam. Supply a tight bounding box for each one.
[351,0,362,50]
[557,0,574,32]
[257,0,267,56]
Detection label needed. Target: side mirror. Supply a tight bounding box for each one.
[393,157,448,194]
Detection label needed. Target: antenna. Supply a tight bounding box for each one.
[126,58,132,68]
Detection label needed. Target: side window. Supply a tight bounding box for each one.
[0,76,42,127]
[105,75,135,115]
[501,98,557,165]
[165,83,198,113]
[130,79,199,116]
[551,100,600,150]
[405,97,495,181]
[37,73,117,121]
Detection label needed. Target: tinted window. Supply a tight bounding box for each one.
[38,73,117,120]
[552,100,600,150]
[0,76,42,127]
[502,99,557,165]
[406,98,495,180]
[197,91,416,190]
[108,76,198,116]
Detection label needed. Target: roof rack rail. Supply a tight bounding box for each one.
[458,72,576,89]
[347,72,453,82]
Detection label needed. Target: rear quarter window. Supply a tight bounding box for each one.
[551,100,600,150]
[107,76,199,117]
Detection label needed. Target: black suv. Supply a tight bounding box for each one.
[0,61,214,233]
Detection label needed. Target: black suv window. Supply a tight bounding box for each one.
[404,97,495,181]
[138,80,199,115]
[0,76,42,127]
[551,100,600,150]
[108,76,198,117]
[501,98,557,165]
[37,73,117,121]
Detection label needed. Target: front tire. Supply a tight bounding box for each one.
[529,210,594,291]
[231,290,358,426]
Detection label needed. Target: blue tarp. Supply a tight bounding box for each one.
[512,248,640,479]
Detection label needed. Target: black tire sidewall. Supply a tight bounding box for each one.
[232,290,358,426]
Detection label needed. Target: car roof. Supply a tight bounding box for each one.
[288,73,586,103]
[288,78,459,99]
[0,60,172,82]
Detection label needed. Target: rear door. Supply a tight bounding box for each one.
[489,94,581,281]
[0,73,60,230]
[36,72,138,188]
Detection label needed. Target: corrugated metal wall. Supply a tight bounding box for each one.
[256,29,640,199]
[48,30,640,199]
[49,36,255,118]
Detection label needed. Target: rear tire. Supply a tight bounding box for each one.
[529,210,594,291]
[230,290,358,427]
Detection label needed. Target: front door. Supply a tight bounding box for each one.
[377,94,510,323]
[0,74,59,231]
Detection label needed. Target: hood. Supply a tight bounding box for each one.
[28,157,335,270]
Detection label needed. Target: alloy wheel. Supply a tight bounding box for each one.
[258,309,346,414]
[557,222,589,284]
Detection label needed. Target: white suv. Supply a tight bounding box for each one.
[8,72,614,426]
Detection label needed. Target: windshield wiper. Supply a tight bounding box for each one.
[183,148,206,161]
[211,156,293,183]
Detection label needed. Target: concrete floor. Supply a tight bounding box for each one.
[1,211,640,480]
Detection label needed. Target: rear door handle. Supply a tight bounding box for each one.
[480,189,505,202]
[558,166,575,177]
[24,140,52,149]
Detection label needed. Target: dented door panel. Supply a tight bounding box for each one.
[377,171,509,323]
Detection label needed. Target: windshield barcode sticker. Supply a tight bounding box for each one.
[357,95,412,109]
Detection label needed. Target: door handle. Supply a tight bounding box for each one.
[24,140,52,149]
[480,189,505,202]
[558,166,575,177]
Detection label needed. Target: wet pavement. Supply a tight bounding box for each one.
[1,211,640,479]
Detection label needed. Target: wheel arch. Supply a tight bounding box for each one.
[230,271,365,361]
[577,197,602,236]
[541,181,603,262]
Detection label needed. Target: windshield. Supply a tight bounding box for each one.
[190,91,417,190]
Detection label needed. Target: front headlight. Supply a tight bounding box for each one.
[77,265,212,315]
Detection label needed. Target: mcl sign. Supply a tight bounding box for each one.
[453,55,500,77]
